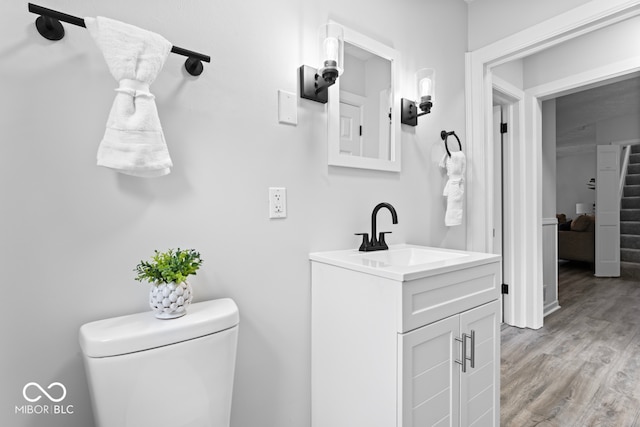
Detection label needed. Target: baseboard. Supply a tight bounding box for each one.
[543,301,561,317]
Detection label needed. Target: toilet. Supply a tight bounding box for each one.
[79,298,239,427]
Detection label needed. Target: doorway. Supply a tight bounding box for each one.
[466,0,640,329]
[552,77,640,277]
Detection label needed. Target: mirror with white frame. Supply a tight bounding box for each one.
[327,25,401,172]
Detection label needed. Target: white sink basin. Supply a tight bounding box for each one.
[310,244,499,281]
[351,247,468,268]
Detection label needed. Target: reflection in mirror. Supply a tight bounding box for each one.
[339,43,392,160]
[327,25,400,172]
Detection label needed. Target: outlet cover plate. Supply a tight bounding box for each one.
[269,187,287,218]
[278,90,297,125]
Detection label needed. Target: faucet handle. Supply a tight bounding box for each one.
[378,232,392,250]
[355,233,370,251]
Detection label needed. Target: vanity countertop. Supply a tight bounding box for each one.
[310,243,500,281]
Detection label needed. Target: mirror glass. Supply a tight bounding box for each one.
[327,26,401,172]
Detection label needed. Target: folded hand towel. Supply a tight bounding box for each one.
[85,17,173,177]
[439,151,466,226]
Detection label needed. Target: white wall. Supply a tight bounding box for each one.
[596,113,640,144]
[0,1,467,426]
[523,14,640,89]
[556,111,640,218]
[493,59,524,89]
[523,15,640,219]
[467,0,591,51]
[480,12,640,93]
[557,151,596,218]
[481,12,640,222]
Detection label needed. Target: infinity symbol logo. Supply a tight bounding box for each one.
[22,382,67,403]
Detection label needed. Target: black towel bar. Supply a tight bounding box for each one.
[28,3,210,76]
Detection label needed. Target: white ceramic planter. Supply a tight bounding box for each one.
[149,281,193,319]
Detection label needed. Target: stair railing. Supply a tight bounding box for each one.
[620,144,633,201]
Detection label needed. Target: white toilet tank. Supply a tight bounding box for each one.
[79,298,239,427]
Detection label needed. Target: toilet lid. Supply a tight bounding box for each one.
[79,298,239,357]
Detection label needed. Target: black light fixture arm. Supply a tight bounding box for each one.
[401,97,432,126]
[299,65,338,104]
[27,3,211,76]
[314,72,337,94]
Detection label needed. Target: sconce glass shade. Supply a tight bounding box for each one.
[318,23,344,82]
[416,68,435,111]
[401,67,436,126]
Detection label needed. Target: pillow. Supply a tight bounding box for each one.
[556,213,567,224]
[571,214,591,232]
[558,220,572,231]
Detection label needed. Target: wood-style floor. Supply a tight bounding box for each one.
[500,261,640,427]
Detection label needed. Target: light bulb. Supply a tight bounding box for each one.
[324,37,339,63]
[419,77,433,99]
[318,23,343,77]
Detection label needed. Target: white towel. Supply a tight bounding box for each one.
[85,17,173,177]
[439,151,466,226]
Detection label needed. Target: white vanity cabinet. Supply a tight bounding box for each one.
[399,300,500,427]
[310,245,501,427]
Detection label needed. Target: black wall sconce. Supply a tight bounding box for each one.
[401,68,435,126]
[299,23,344,104]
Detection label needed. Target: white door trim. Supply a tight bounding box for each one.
[466,0,640,329]
[492,76,525,327]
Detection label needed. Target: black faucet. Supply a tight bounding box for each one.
[355,202,398,251]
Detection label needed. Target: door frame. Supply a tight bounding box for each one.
[466,0,640,329]
[492,76,525,327]
[339,90,365,156]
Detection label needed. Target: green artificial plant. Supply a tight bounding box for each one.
[134,248,203,285]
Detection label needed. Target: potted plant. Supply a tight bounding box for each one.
[134,248,203,319]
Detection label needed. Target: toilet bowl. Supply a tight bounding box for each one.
[79,298,239,427]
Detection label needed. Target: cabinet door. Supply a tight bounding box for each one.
[398,315,460,427]
[459,300,500,427]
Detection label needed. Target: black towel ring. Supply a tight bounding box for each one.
[440,130,462,157]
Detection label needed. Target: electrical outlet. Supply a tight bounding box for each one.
[269,187,287,218]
